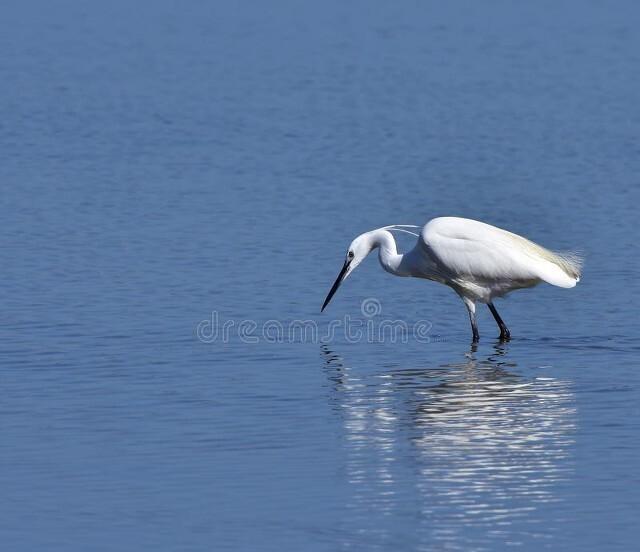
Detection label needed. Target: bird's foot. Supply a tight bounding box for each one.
[499,329,511,341]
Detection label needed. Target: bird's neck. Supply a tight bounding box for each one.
[370,230,411,277]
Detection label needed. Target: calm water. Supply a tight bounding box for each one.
[1,1,639,550]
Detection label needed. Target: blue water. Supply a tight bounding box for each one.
[1,1,639,550]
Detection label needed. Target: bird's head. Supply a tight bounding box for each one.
[321,232,376,312]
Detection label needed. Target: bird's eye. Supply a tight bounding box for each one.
[348,251,354,259]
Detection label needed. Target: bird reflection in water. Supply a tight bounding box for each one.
[321,343,576,549]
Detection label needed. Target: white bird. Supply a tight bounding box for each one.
[321,217,582,342]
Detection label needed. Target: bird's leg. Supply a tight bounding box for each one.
[488,302,511,341]
[462,297,480,343]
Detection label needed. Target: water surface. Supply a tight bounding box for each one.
[1,1,639,550]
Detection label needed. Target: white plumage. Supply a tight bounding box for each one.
[321,216,582,341]
[419,217,581,296]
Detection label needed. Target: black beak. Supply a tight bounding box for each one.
[321,259,350,312]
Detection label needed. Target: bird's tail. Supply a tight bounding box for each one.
[531,246,583,288]
[507,231,583,287]
[551,250,583,282]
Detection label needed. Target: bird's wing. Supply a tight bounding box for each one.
[420,217,581,288]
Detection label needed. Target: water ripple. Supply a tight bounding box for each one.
[322,344,576,550]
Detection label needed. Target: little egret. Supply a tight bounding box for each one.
[321,217,582,342]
